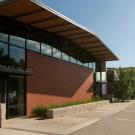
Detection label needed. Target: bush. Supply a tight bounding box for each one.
[32,97,103,115]
[48,97,102,109]
[32,105,48,117]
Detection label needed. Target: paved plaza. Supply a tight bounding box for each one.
[0,101,135,135]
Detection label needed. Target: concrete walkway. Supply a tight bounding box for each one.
[70,102,135,135]
[1,100,135,135]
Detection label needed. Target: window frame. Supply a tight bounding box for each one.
[9,45,26,69]
[10,35,25,48]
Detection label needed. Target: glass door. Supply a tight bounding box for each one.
[7,75,25,118]
[0,77,6,103]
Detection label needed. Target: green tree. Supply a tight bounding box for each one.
[113,67,135,101]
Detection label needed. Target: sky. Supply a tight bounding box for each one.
[40,0,135,68]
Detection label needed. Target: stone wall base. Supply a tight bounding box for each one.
[47,100,109,118]
[0,103,6,128]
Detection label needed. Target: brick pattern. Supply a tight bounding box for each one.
[26,51,94,116]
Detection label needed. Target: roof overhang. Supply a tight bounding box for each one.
[0,0,119,62]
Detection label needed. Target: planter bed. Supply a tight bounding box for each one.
[46,100,109,118]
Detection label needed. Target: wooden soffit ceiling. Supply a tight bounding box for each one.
[0,0,118,62]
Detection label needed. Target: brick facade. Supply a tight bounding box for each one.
[26,51,94,116]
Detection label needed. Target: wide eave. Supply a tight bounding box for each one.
[0,0,118,62]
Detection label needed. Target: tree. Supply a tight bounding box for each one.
[113,67,135,101]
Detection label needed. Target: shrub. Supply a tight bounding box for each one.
[48,97,102,109]
[32,105,48,117]
[32,97,103,114]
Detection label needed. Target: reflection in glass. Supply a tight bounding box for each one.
[9,46,25,69]
[93,63,96,71]
[70,57,76,64]
[41,43,52,56]
[89,63,93,68]
[96,72,101,82]
[7,75,25,118]
[83,63,89,67]
[0,33,8,42]
[62,52,69,61]
[0,42,8,56]
[10,35,25,48]
[77,60,82,65]
[0,42,8,65]
[0,33,97,71]
[27,39,40,52]
[53,47,61,59]
[101,72,106,82]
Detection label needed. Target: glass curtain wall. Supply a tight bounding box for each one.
[0,33,8,65]
[0,32,96,71]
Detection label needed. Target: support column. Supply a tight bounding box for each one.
[95,61,107,98]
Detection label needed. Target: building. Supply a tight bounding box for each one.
[0,0,118,119]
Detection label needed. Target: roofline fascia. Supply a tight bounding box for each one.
[0,0,119,60]
[31,0,119,60]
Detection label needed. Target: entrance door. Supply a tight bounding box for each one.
[0,77,6,103]
[7,75,25,118]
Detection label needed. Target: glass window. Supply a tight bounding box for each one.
[52,47,61,59]
[27,39,40,52]
[0,33,8,42]
[96,72,101,82]
[101,72,106,82]
[77,60,82,65]
[10,35,25,48]
[0,42,8,56]
[41,43,52,56]
[83,63,89,68]
[89,63,93,69]
[9,46,25,69]
[93,62,96,71]
[62,52,69,61]
[7,75,25,118]
[70,57,76,64]
[0,42,8,65]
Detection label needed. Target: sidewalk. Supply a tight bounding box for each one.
[1,100,135,135]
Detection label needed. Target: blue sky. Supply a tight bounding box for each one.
[40,0,135,68]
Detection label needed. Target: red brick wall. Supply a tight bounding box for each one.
[26,51,94,116]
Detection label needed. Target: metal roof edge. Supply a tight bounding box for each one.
[0,0,119,60]
[30,0,118,60]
